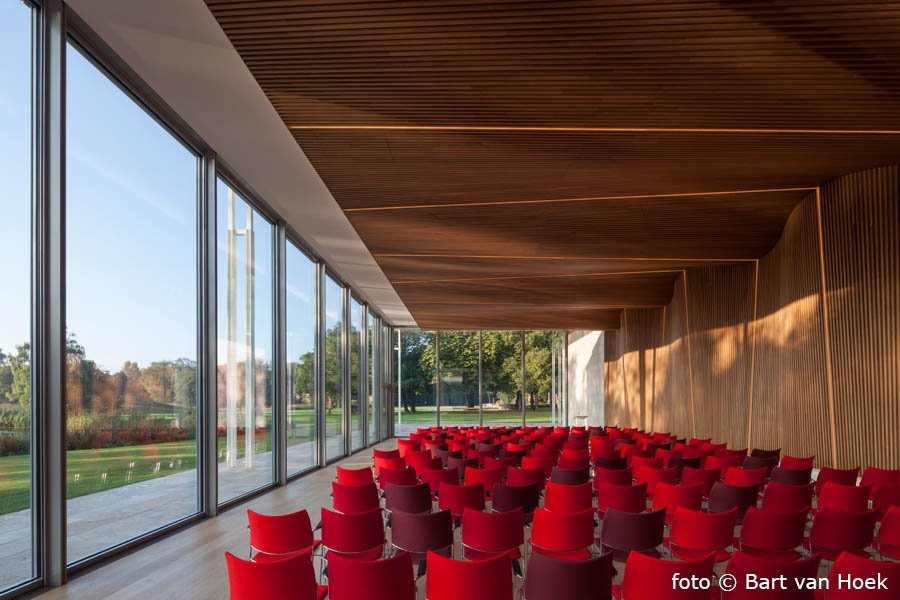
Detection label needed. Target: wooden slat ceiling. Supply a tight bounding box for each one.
[206,0,900,330]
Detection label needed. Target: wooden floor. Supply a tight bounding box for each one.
[27,443,391,600]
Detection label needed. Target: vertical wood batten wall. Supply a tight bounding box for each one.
[604,166,900,469]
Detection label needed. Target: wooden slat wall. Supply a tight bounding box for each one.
[685,265,755,448]
[605,167,899,469]
[751,194,832,465]
[822,167,900,470]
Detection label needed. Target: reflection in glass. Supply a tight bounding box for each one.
[0,0,35,590]
[525,332,558,424]
[481,331,524,426]
[286,242,316,474]
[216,179,274,502]
[438,332,480,426]
[395,330,436,436]
[65,43,199,563]
[367,313,377,443]
[324,276,345,460]
[349,297,363,451]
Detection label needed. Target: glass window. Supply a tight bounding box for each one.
[286,242,316,475]
[395,330,436,436]
[438,332,480,427]
[367,313,377,443]
[324,275,344,460]
[0,0,35,590]
[525,332,557,424]
[349,297,363,451]
[482,331,524,426]
[216,179,275,503]
[65,42,199,563]
[381,322,392,440]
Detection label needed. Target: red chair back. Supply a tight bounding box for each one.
[814,466,860,496]
[593,466,633,487]
[861,467,900,499]
[247,508,315,556]
[332,481,380,514]
[384,482,432,515]
[438,481,485,518]
[373,448,401,460]
[824,553,900,599]
[635,466,679,497]
[769,466,812,486]
[723,551,821,599]
[506,466,546,491]
[704,455,743,479]
[652,482,703,524]
[521,455,554,477]
[544,481,593,513]
[425,550,513,600]
[374,456,406,477]
[336,465,374,486]
[809,507,877,561]
[464,466,504,497]
[419,467,459,496]
[873,483,900,521]
[596,482,647,516]
[680,466,721,498]
[461,506,525,561]
[761,481,814,513]
[877,505,900,560]
[522,551,612,600]
[819,482,871,513]
[530,507,595,560]
[225,549,322,600]
[378,466,417,490]
[738,506,808,561]
[780,455,815,470]
[327,551,416,600]
[670,507,738,563]
[619,551,716,600]
[320,507,385,560]
[723,466,767,487]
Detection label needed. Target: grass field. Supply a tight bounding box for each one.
[394,405,554,426]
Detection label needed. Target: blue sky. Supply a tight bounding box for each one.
[0,4,315,373]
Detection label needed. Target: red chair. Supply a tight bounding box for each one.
[750,448,781,461]
[492,482,541,518]
[872,482,900,520]
[594,456,629,470]
[737,506,808,562]
[808,507,877,560]
[723,551,821,600]
[447,456,478,476]
[530,507,595,561]
[821,552,900,599]
[680,466,721,499]
[600,508,665,561]
[593,466,633,487]
[875,505,900,560]
[464,466,504,498]
[378,466,417,491]
[506,466,546,492]
[438,482,485,520]
[374,456,406,477]
[814,466,860,496]
[404,448,433,469]
[635,467,679,497]
[332,481,380,514]
[247,508,320,559]
[523,551,613,600]
[761,481,814,513]
[419,467,459,497]
[384,482,432,515]
[462,507,525,562]
[780,455,815,470]
[373,448,401,460]
[860,467,900,499]
[484,455,517,472]
[708,482,759,519]
[652,482,703,524]
[336,465,375,486]
[397,439,419,458]
[655,448,682,468]
[612,551,716,600]
[320,507,385,561]
[327,551,415,600]
[668,507,738,562]
[818,482,871,513]
[390,509,454,562]
[632,456,665,473]
[724,466,768,487]
[704,455,743,479]
[561,448,590,461]
[688,437,712,447]
[549,466,590,486]
[225,549,326,600]
[521,455,555,477]
[596,482,647,518]
[544,481,593,513]
[425,550,513,600]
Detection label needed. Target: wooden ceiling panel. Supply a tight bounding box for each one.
[349,191,806,259]
[205,0,900,330]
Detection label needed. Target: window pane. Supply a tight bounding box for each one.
[381,323,391,440]
[216,179,274,502]
[66,43,199,562]
[0,0,34,590]
[286,242,316,474]
[395,330,436,437]
[367,314,376,443]
[482,331,524,427]
[349,298,363,451]
[438,332,480,426]
[324,276,344,460]
[525,331,556,424]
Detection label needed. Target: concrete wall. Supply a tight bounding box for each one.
[567,331,605,427]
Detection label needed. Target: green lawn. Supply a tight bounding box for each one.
[394,406,554,426]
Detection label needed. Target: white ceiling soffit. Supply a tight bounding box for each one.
[65,0,416,327]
